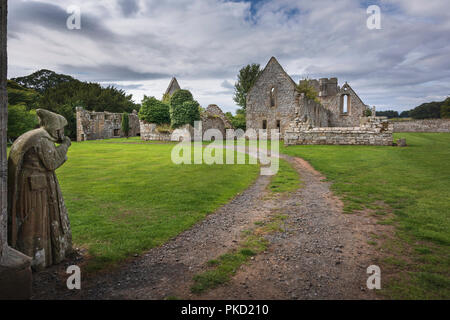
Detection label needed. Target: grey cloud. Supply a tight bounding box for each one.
[101,83,145,90]
[8,0,117,42]
[118,0,140,17]
[6,0,450,113]
[221,80,234,90]
[59,64,170,82]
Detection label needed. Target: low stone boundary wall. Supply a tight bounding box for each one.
[140,121,193,142]
[285,127,393,146]
[139,121,171,141]
[392,119,450,133]
[284,117,393,146]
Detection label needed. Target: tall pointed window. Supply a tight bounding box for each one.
[270,87,276,107]
[342,94,350,114]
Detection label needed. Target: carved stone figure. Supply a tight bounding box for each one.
[8,109,72,270]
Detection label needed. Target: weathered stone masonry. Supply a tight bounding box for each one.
[76,107,140,141]
[247,57,393,146]
[285,116,393,146]
[392,119,450,133]
[246,57,368,137]
[140,104,232,141]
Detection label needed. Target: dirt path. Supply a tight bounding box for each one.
[32,155,383,300]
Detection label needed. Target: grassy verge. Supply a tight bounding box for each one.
[281,133,450,299]
[190,158,300,294]
[268,158,301,193]
[190,214,288,294]
[56,140,259,272]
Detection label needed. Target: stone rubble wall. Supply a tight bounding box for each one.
[285,116,393,146]
[76,107,140,141]
[139,121,172,141]
[140,104,232,141]
[392,119,450,133]
[140,121,194,142]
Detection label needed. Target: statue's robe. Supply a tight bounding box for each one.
[8,128,72,270]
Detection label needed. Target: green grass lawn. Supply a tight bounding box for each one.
[281,133,450,299]
[57,140,259,272]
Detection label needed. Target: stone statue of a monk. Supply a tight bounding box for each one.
[8,109,72,271]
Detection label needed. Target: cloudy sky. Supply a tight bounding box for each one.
[7,0,450,113]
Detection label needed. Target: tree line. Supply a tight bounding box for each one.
[7,69,139,141]
[373,98,450,119]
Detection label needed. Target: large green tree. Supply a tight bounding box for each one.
[169,90,200,128]
[7,80,40,109]
[7,104,38,141]
[233,64,261,110]
[12,69,76,93]
[441,98,450,119]
[225,109,246,131]
[409,101,442,119]
[139,96,170,125]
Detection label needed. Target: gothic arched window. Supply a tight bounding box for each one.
[270,87,276,107]
[341,94,350,114]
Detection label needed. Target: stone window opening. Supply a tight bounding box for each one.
[270,87,276,107]
[341,94,350,115]
[276,120,281,131]
[113,129,120,137]
[262,120,267,130]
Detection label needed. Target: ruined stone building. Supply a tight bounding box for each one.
[140,79,233,141]
[246,57,368,136]
[164,77,181,98]
[246,57,393,146]
[76,107,140,142]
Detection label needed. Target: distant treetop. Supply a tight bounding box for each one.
[12,69,78,93]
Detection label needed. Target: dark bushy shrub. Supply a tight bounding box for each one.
[139,96,170,125]
[171,100,201,128]
[121,112,130,137]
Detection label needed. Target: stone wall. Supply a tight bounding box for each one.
[285,116,393,146]
[76,107,140,141]
[319,82,367,127]
[297,95,330,128]
[140,121,194,142]
[392,119,450,133]
[246,57,299,137]
[139,121,172,141]
[246,57,368,139]
[201,104,233,138]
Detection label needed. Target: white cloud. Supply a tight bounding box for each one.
[7,0,450,112]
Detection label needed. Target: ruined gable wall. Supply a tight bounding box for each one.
[76,107,140,141]
[320,84,367,127]
[246,59,298,136]
[201,104,232,138]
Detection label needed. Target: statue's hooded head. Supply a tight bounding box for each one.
[36,109,68,142]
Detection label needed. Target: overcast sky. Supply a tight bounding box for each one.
[7,0,450,113]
